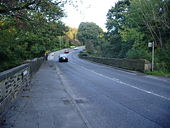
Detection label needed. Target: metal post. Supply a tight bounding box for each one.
[151,41,154,71]
[60,36,61,50]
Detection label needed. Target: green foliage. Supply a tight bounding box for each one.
[77,22,104,55]
[103,0,170,73]
[79,50,89,57]
[104,0,131,58]
[147,71,170,77]
[127,48,150,60]
[157,43,170,72]
[0,0,70,72]
[130,0,170,46]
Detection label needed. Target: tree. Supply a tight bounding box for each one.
[104,0,170,72]
[129,0,170,47]
[65,27,77,40]
[65,27,81,46]
[105,0,130,58]
[77,22,104,55]
[0,0,69,71]
[124,0,170,71]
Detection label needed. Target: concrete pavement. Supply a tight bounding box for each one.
[1,61,86,128]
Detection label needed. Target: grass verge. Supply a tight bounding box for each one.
[147,71,170,77]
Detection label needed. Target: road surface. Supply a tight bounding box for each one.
[1,49,170,128]
[54,49,170,128]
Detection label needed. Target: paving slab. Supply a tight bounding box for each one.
[1,61,86,128]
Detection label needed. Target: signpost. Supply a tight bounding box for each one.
[148,42,155,71]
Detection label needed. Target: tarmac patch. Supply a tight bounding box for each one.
[62,98,87,105]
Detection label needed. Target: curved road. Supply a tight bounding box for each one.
[54,49,170,128]
[2,49,170,128]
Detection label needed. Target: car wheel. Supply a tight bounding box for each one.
[59,59,62,62]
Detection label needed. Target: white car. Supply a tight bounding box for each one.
[74,47,78,50]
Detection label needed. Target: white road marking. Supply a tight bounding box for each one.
[71,62,170,101]
[55,64,92,128]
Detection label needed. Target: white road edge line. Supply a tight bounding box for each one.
[55,64,93,128]
[71,62,170,101]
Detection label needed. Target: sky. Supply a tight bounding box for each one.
[61,0,118,31]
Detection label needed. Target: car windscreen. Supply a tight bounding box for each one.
[59,54,67,57]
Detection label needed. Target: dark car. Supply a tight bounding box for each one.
[64,49,69,54]
[59,54,68,62]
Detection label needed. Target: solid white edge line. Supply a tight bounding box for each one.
[55,64,93,128]
[70,62,170,101]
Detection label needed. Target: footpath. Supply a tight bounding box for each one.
[1,61,86,128]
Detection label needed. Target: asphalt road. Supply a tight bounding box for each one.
[54,49,170,128]
[1,49,170,128]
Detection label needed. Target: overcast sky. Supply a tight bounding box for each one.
[61,0,118,31]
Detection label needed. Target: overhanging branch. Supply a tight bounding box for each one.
[0,0,38,14]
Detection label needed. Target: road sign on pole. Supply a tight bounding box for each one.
[148,42,154,71]
[152,41,154,72]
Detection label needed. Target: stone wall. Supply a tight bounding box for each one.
[25,57,44,76]
[80,56,151,72]
[0,57,44,120]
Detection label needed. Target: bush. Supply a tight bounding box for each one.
[157,44,170,72]
[127,48,150,60]
[79,51,88,57]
